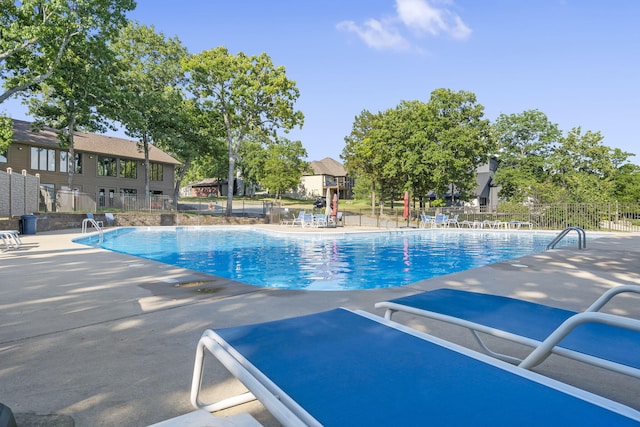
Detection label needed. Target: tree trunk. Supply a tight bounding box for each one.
[66,113,76,189]
[370,182,376,216]
[173,158,191,209]
[226,139,235,216]
[143,134,150,206]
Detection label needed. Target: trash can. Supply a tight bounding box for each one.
[21,214,37,235]
[0,401,17,427]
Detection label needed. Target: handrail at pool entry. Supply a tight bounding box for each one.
[81,218,103,238]
[547,226,586,250]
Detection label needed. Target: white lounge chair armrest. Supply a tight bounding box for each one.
[519,311,640,375]
[585,285,640,312]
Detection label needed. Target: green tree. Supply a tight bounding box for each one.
[491,110,562,203]
[236,136,267,190]
[0,0,134,150]
[239,137,308,200]
[183,47,304,216]
[153,98,226,204]
[418,88,493,200]
[105,22,187,203]
[367,105,410,213]
[343,90,491,213]
[613,163,640,203]
[27,31,125,189]
[550,127,632,203]
[342,109,380,213]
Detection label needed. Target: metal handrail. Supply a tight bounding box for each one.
[546,226,586,250]
[81,218,104,238]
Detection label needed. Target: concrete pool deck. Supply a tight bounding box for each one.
[1,226,639,426]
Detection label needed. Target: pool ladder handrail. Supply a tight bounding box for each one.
[546,226,586,250]
[81,218,104,238]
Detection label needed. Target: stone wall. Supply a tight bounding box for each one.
[0,212,267,233]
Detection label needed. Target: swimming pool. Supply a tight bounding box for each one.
[74,227,587,291]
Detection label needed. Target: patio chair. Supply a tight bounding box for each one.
[508,220,534,229]
[447,214,460,227]
[375,285,640,378]
[313,214,328,228]
[482,219,497,228]
[419,214,432,228]
[190,308,640,426]
[86,213,104,227]
[104,212,116,227]
[433,214,449,228]
[328,211,343,228]
[301,213,314,228]
[290,211,305,227]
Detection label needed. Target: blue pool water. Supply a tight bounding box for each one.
[74,227,582,291]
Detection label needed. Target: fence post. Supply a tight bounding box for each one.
[6,167,11,216]
[21,170,25,214]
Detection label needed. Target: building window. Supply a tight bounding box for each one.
[120,159,137,179]
[30,147,56,171]
[0,149,7,163]
[75,153,83,174]
[120,188,137,195]
[98,156,116,176]
[60,151,68,173]
[60,152,83,174]
[150,163,163,181]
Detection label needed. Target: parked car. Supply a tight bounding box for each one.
[314,197,326,208]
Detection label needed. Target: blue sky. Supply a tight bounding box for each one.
[3,0,639,164]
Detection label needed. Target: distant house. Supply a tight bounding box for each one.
[297,157,354,200]
[1,119,180,210]
[429,159,500,211]
[473,158,500,211]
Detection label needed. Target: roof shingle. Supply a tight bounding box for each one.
[11,119,181,165]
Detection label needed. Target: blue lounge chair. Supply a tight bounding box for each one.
[375,285,640,378]
[190,308,640,426]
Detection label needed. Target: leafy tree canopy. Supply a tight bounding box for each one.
[183,47,304,215]
[0,0,134,151]
[104,22,188,199]
[342,89,492,210]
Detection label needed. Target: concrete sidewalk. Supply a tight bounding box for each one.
[1,228,639,426]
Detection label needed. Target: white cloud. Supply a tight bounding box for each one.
[396,0,472,39]
[337,0,471,51]
[336,18,411,51]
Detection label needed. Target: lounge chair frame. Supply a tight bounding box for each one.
[190,308,640,426]
[1,230,21,251]
[376,285,640,377]
[289,211,305,227]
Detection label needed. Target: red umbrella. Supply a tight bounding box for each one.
[332,193,338,217]
[403,191,410,219]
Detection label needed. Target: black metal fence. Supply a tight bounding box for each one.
[333,203,640,232]
[39,188,176,213]
[272,203,640,232]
